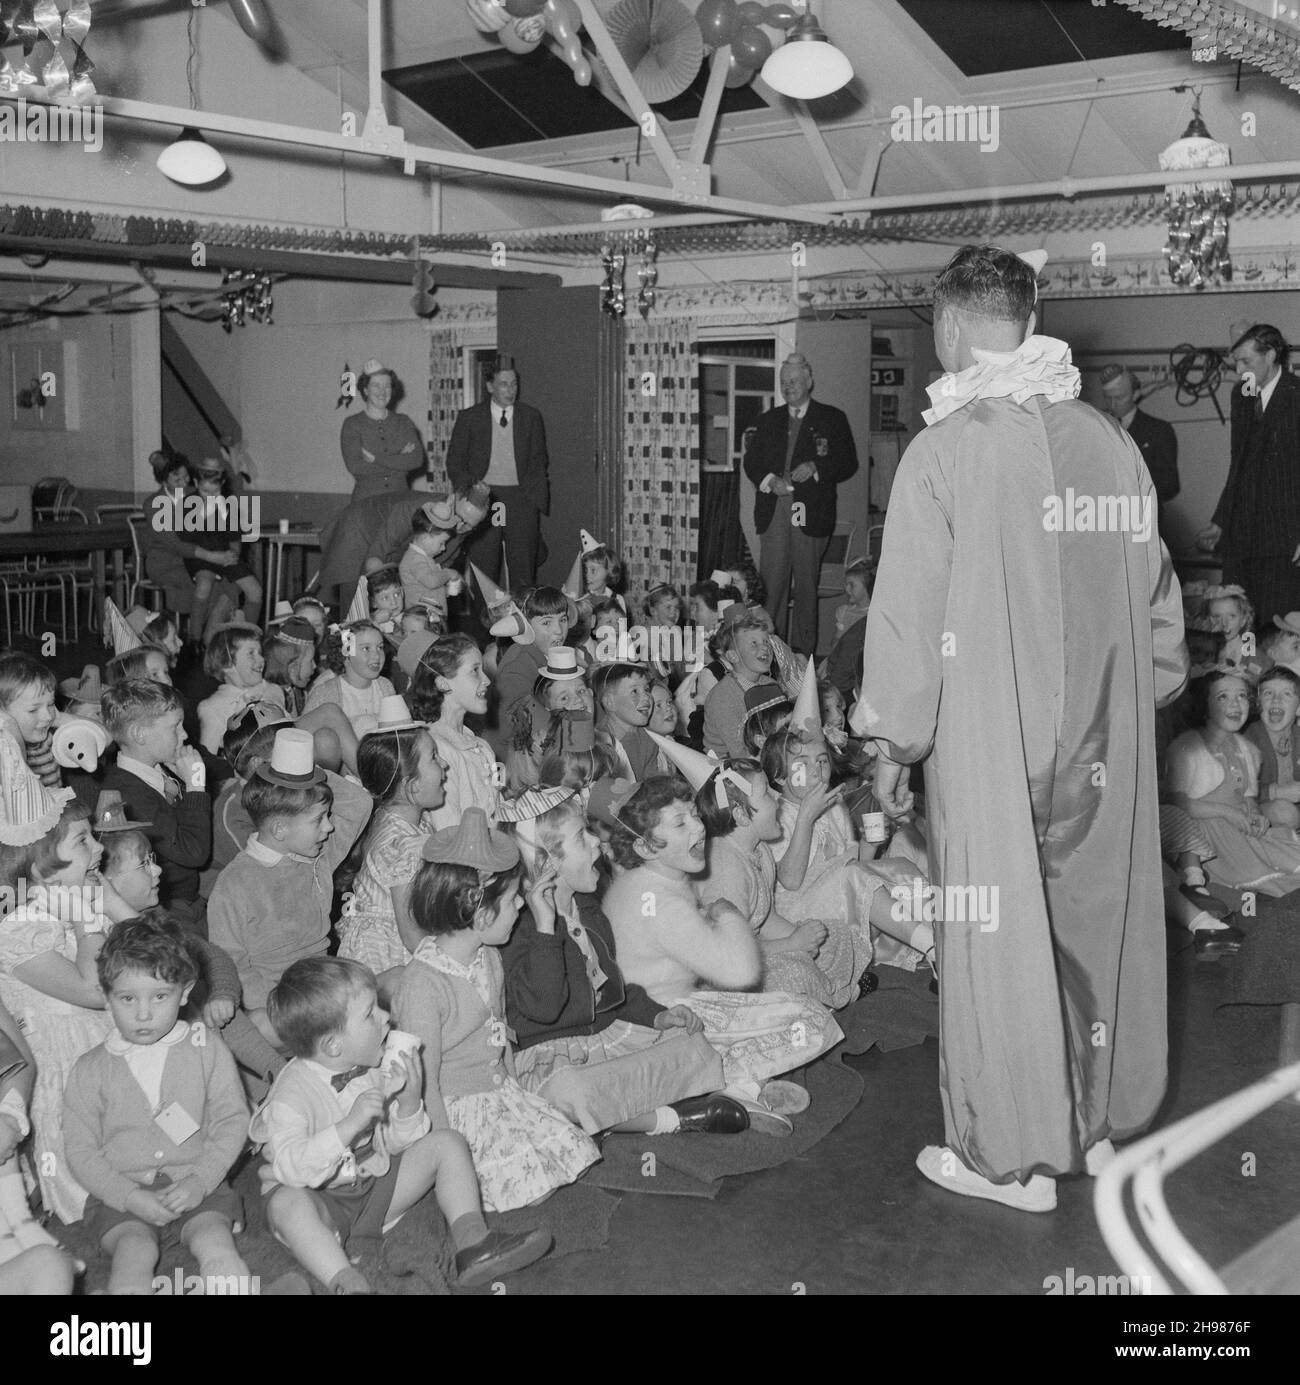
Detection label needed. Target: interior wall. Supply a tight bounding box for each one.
[0,313,135,491]
[1042,290,1300,552]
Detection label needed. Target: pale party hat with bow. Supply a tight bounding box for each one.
[0,717,74,846]
[345,575,370,626]
[646,730,756,810]
[470,562,510,610]
[103,598,143,656]
[791,655,822,738]
[580,529,603,556]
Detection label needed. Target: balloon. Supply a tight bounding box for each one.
[572,56,592,85]
[732,23,772,68]
[229,0,274,47]
[764,2,799,28]
[723,49,756,86]
[736,2,767,25]
[466,0,509,32]
[517,13,547,41]
[696,0,739,48]
[499,17,543,51]
[544,0,583,40]
[504,0,546,16]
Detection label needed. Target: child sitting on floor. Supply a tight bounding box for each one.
[106,645,173,688]
[1246,665,1300,830]
[602,776,842,1134]
[142,611,184,670]
[338,712,447,992]
[291,596,328,643]
[367,568,405,639]
[822,558,873,704]
[198,625,287,755]
[62,918,251,1295]
[251,956,551,1293]
[207,728,372,1050]
[502,790,743,1137]
[0,653,65,790]
[582,542,627,616]
[494,587,574,724]
[392,810,602,1211]
[304,620,396,740]
[1205,585,1256,669]
[0,998,77,1292]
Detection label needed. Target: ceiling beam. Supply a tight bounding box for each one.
[0,234,562,288]
[688,49,733,168]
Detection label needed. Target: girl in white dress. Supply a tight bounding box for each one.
[303,620,396,739]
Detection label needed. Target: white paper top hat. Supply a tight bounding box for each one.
[709,569,732,588]
[374,694,424,732]
[471,562,510,610]
[580,529,604,555]
[345,575,370,626]
[104,598,143,656]
[791,655,822,737]
[539,647,582,681]
[53,718,112,773]
[0,720,74,846]
[254,727,326,787]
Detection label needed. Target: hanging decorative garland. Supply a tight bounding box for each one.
[220,270,274,333]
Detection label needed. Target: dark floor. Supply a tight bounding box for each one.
[13,623,1300,1296]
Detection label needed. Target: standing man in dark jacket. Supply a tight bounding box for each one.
[446,358,550,589]
[742,352,858,656]
[1100,366,1180,541]
[1198,325,1300,627]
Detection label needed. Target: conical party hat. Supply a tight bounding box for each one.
[563,549,584,601]
[580,529,603,555]
[104,598,143,656]
[345,575,370,626]
[471,562,510,611]
[647,729,755,808]
[791,655,822,738]
[489,602,536,645]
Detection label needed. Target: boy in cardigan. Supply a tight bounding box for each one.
[591,663,659,781]
[62,919,250,1295]
[399,500,459,622]
[99,679,212,930]
[207,728,372,1049]
[251,956,552,1294]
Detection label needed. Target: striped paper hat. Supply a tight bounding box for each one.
[0,722,74,847]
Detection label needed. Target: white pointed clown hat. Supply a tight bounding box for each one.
[104,598,143,656]
[791,655,822,738]
[470,562,510,612]
[646,729,756,810]
[580,529,604,556]
[0,719,74,846]
[563,549,584,602]
[490,601,536,645]
[1016,248,1048,304]
[345,575,370,626]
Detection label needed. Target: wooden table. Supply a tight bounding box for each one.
[0,519,132,630]
[255,525,322,627]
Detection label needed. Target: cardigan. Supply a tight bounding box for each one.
[249,1057,429,1191]
[503,892,664,1051]
[99,760,212,906]
[207,771,372,1010]
[62,1023,247,1211]
[198,777,255,900]
[391,945,514,1132]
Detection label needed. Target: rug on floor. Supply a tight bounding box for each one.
[52,1150,620,1295]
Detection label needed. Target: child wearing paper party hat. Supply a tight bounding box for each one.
[656,735,869,1011]
[305,618,396,740]
[0,715,141,1223]
[400,499,461,621]
[392,808,601,1211]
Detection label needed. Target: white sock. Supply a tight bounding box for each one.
[1182,866,1207,887]
[0,1173,58,1250]
[648,1106,681,1136]
[1188,910,1230,934]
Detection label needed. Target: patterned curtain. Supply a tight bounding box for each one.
[427,330,466,492]
[623,318,699,605]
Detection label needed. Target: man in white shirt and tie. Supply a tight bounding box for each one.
[447,358,552,589]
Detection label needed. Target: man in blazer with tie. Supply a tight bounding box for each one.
[1198,325,1300,627]
[1100,366,1180,540]
[742,352,859,655]
[446,358,550,588]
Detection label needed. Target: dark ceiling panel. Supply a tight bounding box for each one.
[896,0,1189,77]
[385,45,764,150]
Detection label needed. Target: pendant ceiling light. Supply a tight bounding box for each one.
[760,7,852,100]
[157,8,228,188]
[1159,90,1233,290]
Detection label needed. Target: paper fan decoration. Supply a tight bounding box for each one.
[602,0,703,104]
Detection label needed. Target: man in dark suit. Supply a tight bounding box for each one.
[445,359,550,589]
[742,352,858,655]
[1100,366,1179,540]
[1198,325,1300,627]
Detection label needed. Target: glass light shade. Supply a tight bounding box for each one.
[760,14,853,99]
[156,128,228,186]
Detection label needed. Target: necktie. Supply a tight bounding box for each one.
[784,410,803,479]
[330,1065,370,1092]
[161,772,182,805]
[1254,395,1264,423]
[499,410,509,429]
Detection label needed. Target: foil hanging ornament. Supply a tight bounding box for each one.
[13,2,42,85]
[337,361,354,410]
[41,43,69,97]
[32,0,60,43]
[609,245,627,318]
[636,233,659,318]
[62,0,92,45]
[68,40,95,103]
[600,241,617,316]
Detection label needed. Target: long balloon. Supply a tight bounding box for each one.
[228,0,273,47]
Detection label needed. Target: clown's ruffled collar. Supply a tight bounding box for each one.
[923,334,1081,426]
